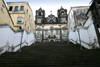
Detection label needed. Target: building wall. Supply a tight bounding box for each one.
[68,9,75,32]
[0,0,19,30]
[36,24,67,42]
[7,2,35,33]
[0,25,36,54]
[69,10,99,49]
[68,6,89,32]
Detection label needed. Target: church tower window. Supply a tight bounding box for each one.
[62,11,64,15]
[39,12,41,16]
[37,19,41,23]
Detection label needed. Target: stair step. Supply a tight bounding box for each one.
[0,42,100,66]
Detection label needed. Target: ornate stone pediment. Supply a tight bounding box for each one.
[36,27,42,30]
[62,26,67,29]
[46,14,57,23]
[50,26,54,30]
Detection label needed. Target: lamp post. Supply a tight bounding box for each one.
[19,29,23,52]
[77,28,82,50]
[67,25,69,45]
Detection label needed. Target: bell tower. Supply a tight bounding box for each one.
[58,6,67,23]
[35,7,45,24]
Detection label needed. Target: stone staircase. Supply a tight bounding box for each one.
[0,42,100,67]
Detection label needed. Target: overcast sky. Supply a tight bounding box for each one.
[4,0,91,19]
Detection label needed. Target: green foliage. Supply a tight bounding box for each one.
[74,25,78,29]
[74,24,82,29]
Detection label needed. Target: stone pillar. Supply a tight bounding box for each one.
[35,26,37,39]
[59,25,62,42]
[42,25,44,42]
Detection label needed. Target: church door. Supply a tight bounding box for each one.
[50,40,54,42]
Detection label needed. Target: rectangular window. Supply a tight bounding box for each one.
[17,17,22,24]
[14,6,18,11]
[1,5,4,12]
[33,24,34,28]
[25,20,27,27]
[56,31,59,35]
[51,31,53,36]
[37,19,41,23]
[45,31,48,35]
[63,31,66,34]
[98,28,100,33]
[37,31,40,35]
[26,9,28,14]
[20,6,24,11]
[78,20,82,25]
[28,26,29,32]
[29,15,31,20]
[31,20,32,24]
[98,2,100,8]
[61,18,66,23]
[9,6,13,11]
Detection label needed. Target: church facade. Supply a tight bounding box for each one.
[35,7,68,42]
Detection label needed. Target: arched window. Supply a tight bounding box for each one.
[77,10,80,15]
[83,9,86,14]
[39,12,41,16]
[62,11,64,15]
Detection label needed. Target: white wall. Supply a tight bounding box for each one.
[68,9,75,32]
[0,25,36,54]
[69,13,99,49]
[69,29,90,49]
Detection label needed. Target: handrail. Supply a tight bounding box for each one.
[13,40,34,50]
[0,45,7,50]
[0,45,7,52]
[70,39,76,43]
[81,40,96,46]
[13,42,26,49]
[0,40,34,53]
[81,40,90,45]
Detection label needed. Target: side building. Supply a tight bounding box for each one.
[85,0,100,47]
[68,6,89,32]
[0,0,18,30]
[35,7,68,42]
[7,2,35,33]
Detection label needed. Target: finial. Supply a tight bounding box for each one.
[61,6,63,9]
[39,7,42,10]
[50,11,52,14]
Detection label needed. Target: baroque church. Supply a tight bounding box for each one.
[35,7,68,42]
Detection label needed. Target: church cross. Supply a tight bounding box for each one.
[50,11,52,14]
